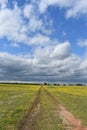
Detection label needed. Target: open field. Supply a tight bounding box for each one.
[0,84,87,130]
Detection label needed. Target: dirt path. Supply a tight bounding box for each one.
[44,88,87,130]
[18,88,41,130]
[18,87,87,130]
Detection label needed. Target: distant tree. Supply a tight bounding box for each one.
[53,83,56,86]
[44,82,47,85]
[76,83,83,86]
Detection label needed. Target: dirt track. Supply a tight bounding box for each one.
[18,87,87,130]
[44,88,87,130]
[18,88,41,130]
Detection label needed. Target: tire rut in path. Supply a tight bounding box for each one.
[44,87,87,130]
[18,88,41,130]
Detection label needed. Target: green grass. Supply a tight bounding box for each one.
[0,84,39,130]
[46,86,87,126]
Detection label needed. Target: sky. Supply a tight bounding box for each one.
[0,0,87,83]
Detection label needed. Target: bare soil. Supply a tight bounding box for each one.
[18,88,41,130]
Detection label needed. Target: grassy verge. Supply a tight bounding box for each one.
[33,88,66,130]
[46,86,87,126]
[0,84,39,130]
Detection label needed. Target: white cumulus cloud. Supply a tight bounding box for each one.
[50,42,70,59]
[0,4,28,43]
[39,0,87,18]
[29,34,51,45]
[0,0,8,9]
[77,39,87,47]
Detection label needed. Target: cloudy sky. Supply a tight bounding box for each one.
[0,0,87,83]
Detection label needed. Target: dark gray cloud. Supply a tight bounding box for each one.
[0,42,87,83]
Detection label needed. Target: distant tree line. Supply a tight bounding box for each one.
[0,82,86,86]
